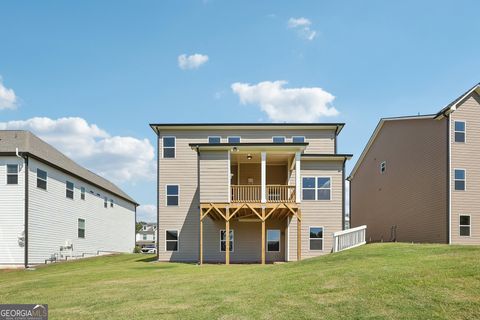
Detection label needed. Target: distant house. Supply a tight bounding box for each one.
[348,83,480,245]
[136,223,157,248]
[0,130,138,268]
[150,123,353,264]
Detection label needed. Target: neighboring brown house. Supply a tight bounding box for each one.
[150,123,352,264]
[348,83,480,245]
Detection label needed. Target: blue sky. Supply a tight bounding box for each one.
[1,1,479,221]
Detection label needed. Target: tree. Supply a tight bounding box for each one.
[136,222,145,233]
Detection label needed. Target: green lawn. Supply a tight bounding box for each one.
[1,243,480,319]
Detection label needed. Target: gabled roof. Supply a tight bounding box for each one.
[347,115,435,181]
[0,130,138,205]
[435,83,480,119]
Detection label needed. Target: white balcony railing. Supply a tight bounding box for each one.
[231,185,296,203]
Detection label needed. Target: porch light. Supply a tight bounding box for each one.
[247,154,252,160]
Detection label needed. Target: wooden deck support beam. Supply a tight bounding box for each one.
[199,216,203,265]
[225,207,230,265]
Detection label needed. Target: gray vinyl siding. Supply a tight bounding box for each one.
[0,156,25,265]
[27,158,135,264]
[350,118,448,243]
[289,160,344,260]
[450,92,480,245]
[199,151,229,203]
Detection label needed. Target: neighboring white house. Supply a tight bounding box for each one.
[0,130,138,268]
[136,223,157,248]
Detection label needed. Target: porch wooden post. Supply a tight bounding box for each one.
[225,207,230,265]
[297,209,302,261]
[199,211,203,265]
[261,207,266,265]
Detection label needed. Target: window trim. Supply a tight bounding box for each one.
[165,230,179,252]
[36,168,48,190]
[219,229,234,253]
[162,136,176,159]
[66,181,74,199]
[208,136,222,144]
[78,218,86,239]
[459,214,471,237]
[309,226,324,251]
[454,120,466,143]
[165,184,180,206]
[6,164,19,185]
[454,168,466,191]
[227,136,241,143]
[266,229,281,252]
[272,136,286,143]
[380,161,387,174]
[292,136,306,143]
[302,176,332,201]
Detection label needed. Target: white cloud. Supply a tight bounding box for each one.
[137,204,156,222]
[288,17,317,40]
[0,77,18,110]
[0,117,156,184]
[178,53,209,70]
[231,81,339,122]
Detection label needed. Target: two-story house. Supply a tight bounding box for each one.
[136,223,157,248]
[348,83,480,245]
[151,123,352,264]
[0,130,137,268]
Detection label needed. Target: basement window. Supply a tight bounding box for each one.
[37,169,47,190]
[267,230,280,252]
[163,136,176,158]
[66,181,74,199]
[460,215,471,237]
[220,230,234,252]
[309,227,324,251]
[454,121,466,143]
[78,219,85,238]
[454,169,466,191]
[6,164,19,185]
[166,230,178,251]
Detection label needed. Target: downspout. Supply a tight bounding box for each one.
[17,149,29,268]
[195,146,201,262]
[156,131,160,261]
[447,116,451,244]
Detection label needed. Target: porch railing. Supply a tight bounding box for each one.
[332,225,367,253]
[231,185,296,203]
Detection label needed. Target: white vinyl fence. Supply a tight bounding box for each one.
[333,225,367,253]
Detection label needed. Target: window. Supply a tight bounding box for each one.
[302,177,331,201]
[454,121,466,143]
[208,136,221,144]
[143,234,147,240]
[309,227,323,250]
[110,199,114,208]
[272,136,286,143]
[220,230,234,252]
[292,136,305,143]
[166,185,179,206]
[81,187,85,200]
[78,219,85,238]
[460,215,471,237]
[6,164,18,185]
[66,181,74,199]
[37,169,47,190]
[143,226,147,231]
[228,136,241,143]
[166,230,178,251]
[267,230,280,252]
[104,197,108,208]
[454,169,466,191]
[163,136,176,158]
[380,161,387,174]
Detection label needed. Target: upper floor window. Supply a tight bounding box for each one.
[220,230,234,252]
[302,177,331,201]
[460,215,471,237]
[163,137,176,158]
[66,181,74,199]
[37,169,47,190]
[228,136,241,143]
[104,196,108,208]
[80,187,86,200]
[309,227,324,250]
[110,199,114,208]
[380,161,387,174]
[166,230,178,251]
[78,219,86,238]
[166,185,179,206]
[454,121,466,143]
[454,169,466,191]
[6,164,19,185]
[292,136,305,143]
[267,229,280,252]
[208,136,221,144]
[272,136,286,143]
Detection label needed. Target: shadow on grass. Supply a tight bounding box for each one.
[135,255,157,263]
